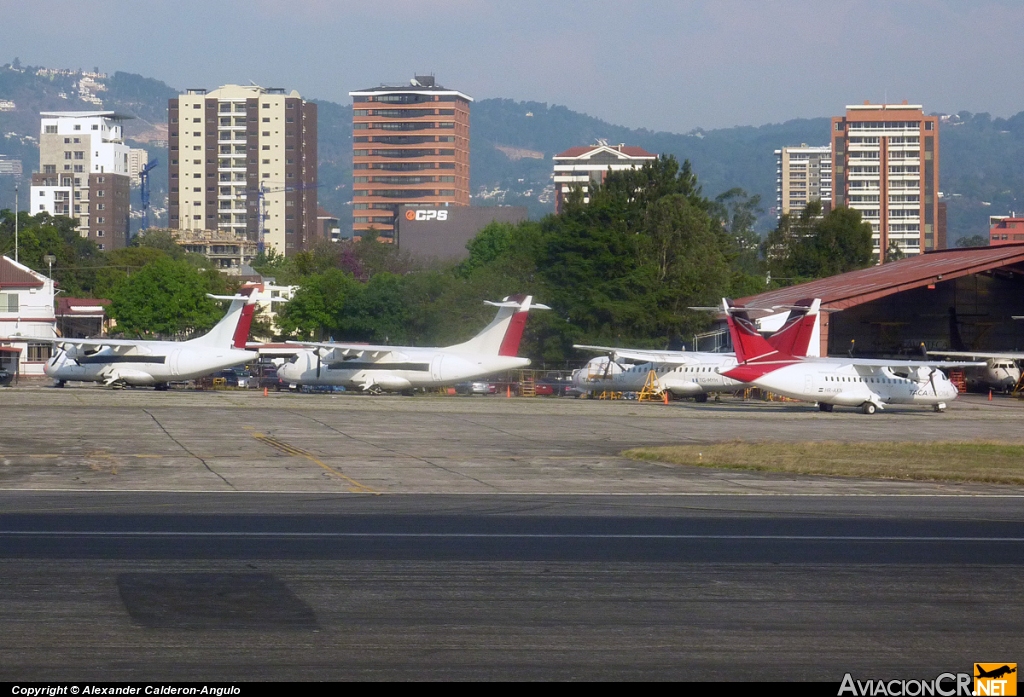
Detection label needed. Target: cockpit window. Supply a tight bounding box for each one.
[288,355,300,364]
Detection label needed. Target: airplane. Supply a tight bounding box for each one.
[25,291,258,389]
[571,300,820,401]
[718,298,985,414]
[275,295,549,393]
[926,350,1023,393]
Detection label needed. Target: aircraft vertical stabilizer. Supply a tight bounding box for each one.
[188,288,257,349]
[446,295,550,356]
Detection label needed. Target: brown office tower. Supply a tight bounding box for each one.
[168,85,318,256]
[349,76,472,240]
[831,102,940,261]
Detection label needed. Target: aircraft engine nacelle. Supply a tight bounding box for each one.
[109,369,159,386]
[366,375,413,391]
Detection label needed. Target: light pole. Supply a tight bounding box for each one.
[43,254,56,279]
[14,184,18,263]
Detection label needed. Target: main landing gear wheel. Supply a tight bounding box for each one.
[367,385,383,396]
[933,403,946,413]
[694,393,709,403]
[818,402,833,412]
[54,380,66,388]
[861,402,877,415]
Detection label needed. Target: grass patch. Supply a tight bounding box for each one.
[623,441,1024,485]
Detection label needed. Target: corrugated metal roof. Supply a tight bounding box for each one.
[739,244,1024,310]
[0,257,44,289]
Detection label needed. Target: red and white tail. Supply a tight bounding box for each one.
[188,287,258,349]
[722,298,810,383]
[446,295,551,356]
[763,299,819,358]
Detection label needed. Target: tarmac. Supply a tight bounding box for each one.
[1,386,1022,680]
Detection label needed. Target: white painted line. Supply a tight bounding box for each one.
[1,531,1022,542]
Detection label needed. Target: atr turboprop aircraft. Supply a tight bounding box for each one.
[719,298,984,414]
[30,291,258,389]
[276,295,549,393]
[927,350,1023,393]
[572,299,820,400]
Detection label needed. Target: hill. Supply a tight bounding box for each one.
[2,61,1023,242]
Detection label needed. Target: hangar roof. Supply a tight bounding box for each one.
[740,244,1024,310]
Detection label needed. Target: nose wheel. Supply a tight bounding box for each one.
[817,402,834,412]
[861,402,877,415]
[933,403,946,413]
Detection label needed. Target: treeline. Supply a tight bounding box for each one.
[1,156,874,362]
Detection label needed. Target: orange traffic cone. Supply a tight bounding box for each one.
[507,384,511,398]
[663,391,669,405]
[988,389,993,401]
[263,387,268,397]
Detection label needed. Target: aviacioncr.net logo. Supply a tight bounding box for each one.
[839,672,973,696]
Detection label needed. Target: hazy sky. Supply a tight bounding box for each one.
[4,0,1024,132]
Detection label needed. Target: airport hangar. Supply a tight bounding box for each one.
[732,244,1024,358]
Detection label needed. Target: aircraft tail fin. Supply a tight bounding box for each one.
[764,299,819,358]
[187,288,258,349]
[446,295,550,356]
[724,298,792,365]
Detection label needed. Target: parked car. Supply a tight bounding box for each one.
[0,368,12,387]
[455,381,493,395]
[258,367,288,391]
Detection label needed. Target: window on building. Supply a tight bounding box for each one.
[64,151,72,160]
[1,292,18,312]
[73,125,81,131]
[45,125,57,134]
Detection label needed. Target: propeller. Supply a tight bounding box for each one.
[928,368,938,396]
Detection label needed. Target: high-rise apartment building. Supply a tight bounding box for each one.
[29,111,131,250]
[775,144,831,218]
[552,143,657,214]
[349,76,471,240]
[831,103,941,260]
[168,85,318,256]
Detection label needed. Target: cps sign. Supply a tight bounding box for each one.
[405,209,449,222]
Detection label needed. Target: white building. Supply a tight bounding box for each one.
[0,256,57,376]
[29,111,132,249]
[552,143,657,213]
[775,144,832,218]
[128,148,150,186]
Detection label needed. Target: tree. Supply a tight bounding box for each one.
[883,240,907,263]
[275,269,359,340]
[764,205,872,284]
[108,257,224,338]
[955,234,989,248]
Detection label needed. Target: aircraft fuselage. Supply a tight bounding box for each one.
[278,350,530,390]
[45,344,257,386]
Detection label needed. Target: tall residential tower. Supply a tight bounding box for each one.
[168,85,318,256]
[831,102,940,260]
[349,76,471,240]
[29,111,131,250]
[775,144,832,218]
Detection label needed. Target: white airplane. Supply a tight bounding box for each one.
[926,350,1023,393]
[275,295,549,393]
[571,300,820,401]
[719,299,984,414]
[28,292,258,389]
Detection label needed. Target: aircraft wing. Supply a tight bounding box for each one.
[573,344,701,365]
[12,335,143,352]
[806,357,987,369]
[285,340,403,360]
[928,350,1024,360]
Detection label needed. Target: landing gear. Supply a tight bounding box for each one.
[933,403,946,413]
[154,383,169,391]
[861,402,877,415]
[694,393,709,403]
[818,402,834,412]
[54,380,66,388]
[367,385,383,396]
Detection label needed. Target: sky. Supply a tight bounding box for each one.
[4,0,1024,133]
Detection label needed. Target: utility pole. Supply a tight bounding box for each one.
[14,184,18,263]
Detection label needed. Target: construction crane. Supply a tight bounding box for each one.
[249,181,320,254]
[138,158,159,237]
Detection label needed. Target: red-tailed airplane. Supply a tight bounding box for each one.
[719,298,984,414]
[276,295,549,393]
[572,299,820,400]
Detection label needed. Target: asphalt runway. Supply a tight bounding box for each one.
[1,388,1023,680]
